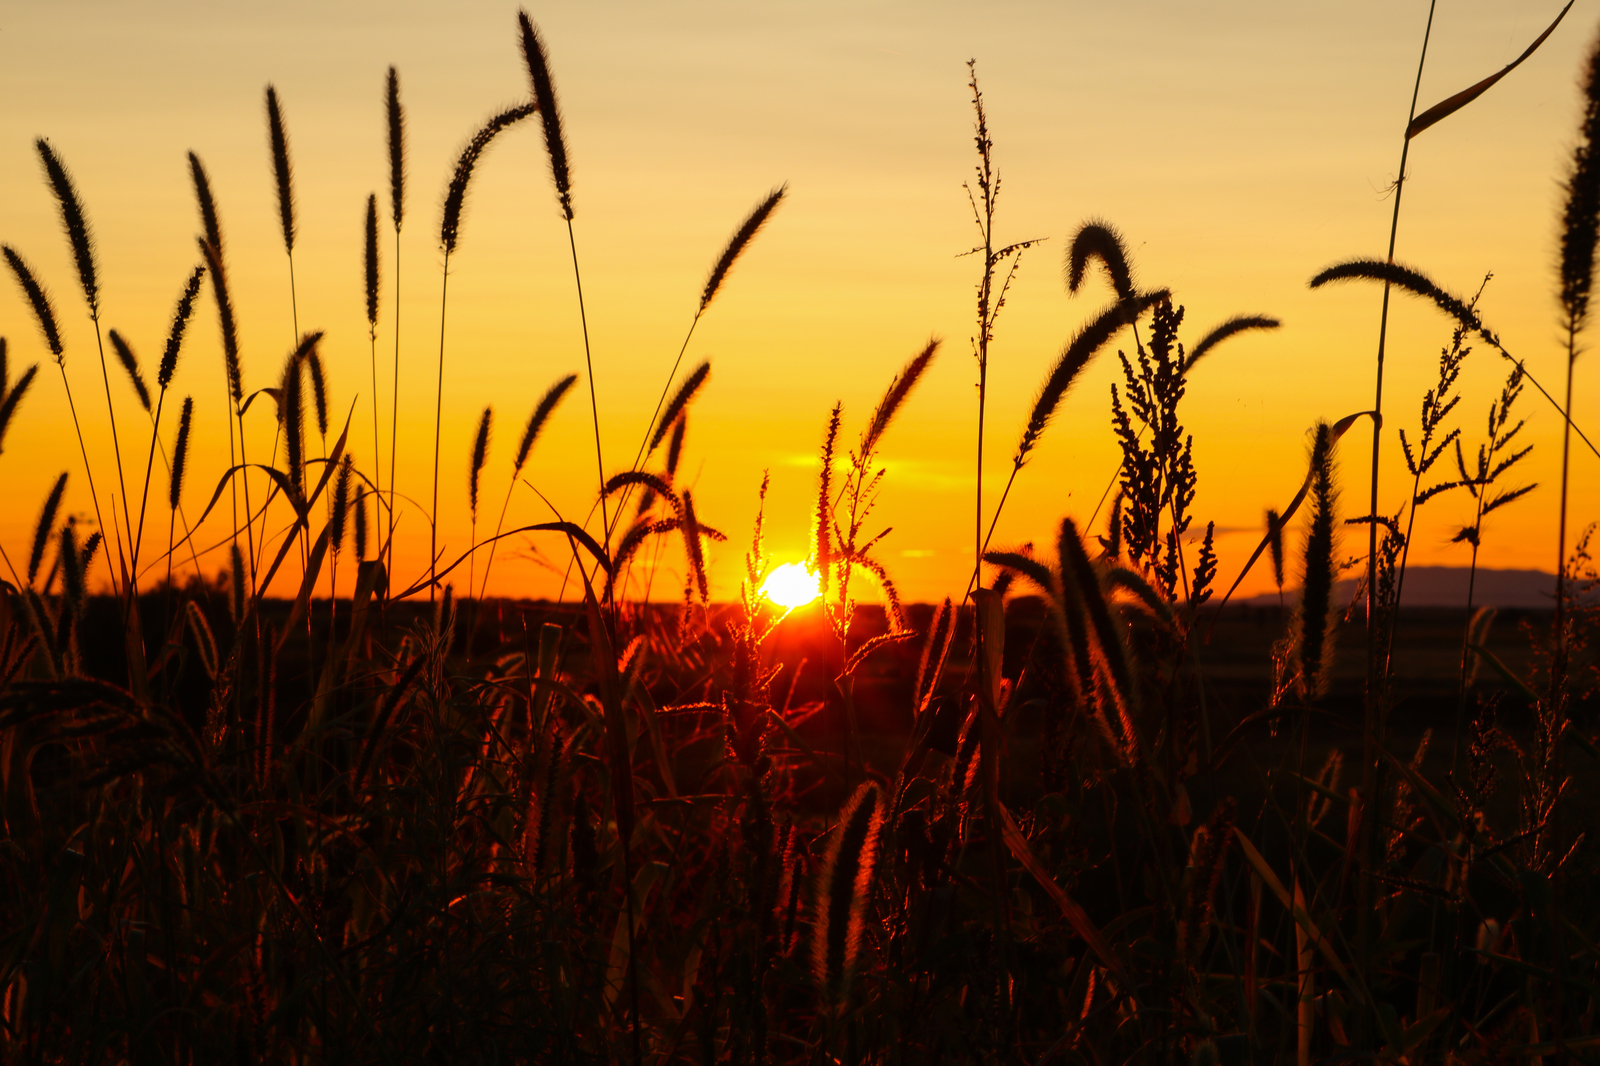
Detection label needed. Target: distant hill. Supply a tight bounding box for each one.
[1239,566,1564,609]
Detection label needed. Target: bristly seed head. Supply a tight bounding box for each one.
[170,397,194,510]
[364,193,380,329]
[650,361,709,455]
[1561,28,1600,331]
[387,67,406,231]
[265,85,296,256]
[36,138,99,320]
[470,406,492,519]
[108,330,151,412]
[4,246,66,361]
[514,373,578,473]
[1066,219,1134,300]
[440,103,537,256]
[517,11,573,220]
[700,185,787,314]
[158,263,206,391]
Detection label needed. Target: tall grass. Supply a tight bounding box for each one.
[1,10,1599,1066]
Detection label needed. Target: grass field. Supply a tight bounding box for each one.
[3,7,1600,1064]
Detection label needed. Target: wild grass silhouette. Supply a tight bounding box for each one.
[1,8,1599,1066]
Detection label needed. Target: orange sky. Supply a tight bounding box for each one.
[0,1,1595,605]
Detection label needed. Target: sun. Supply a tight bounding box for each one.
[760,562,821,609]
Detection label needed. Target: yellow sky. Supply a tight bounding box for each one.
[0,1,1595,604]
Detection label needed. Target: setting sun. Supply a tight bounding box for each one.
[760,561,821,609]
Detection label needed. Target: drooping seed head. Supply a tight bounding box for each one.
[3,246,65,361]
[1183,315,1280,376]
[440,103,537,256]
[0,363,39,455]
[108,330,151,412]
[1065,219,1134,300]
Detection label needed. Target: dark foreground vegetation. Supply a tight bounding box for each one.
[5,5,1600,1064]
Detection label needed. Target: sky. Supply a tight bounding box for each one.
[0,0,1595,605]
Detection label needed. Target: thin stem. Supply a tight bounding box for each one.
[431,255,450,602]
[1359,4,1435,1053]
[566,219,608,561]
[389,228,402,589]
[54,361,115,596]
[1554,325,1576,695]
[606,312,701,544]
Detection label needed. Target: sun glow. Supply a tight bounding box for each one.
[760,562,821,609]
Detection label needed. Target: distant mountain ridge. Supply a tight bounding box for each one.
[1238,566,1569,609]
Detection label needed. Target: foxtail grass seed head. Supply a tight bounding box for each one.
[1267,509,1284,590]
[1297,421,1339,698]
[1310,259,1493,344]
[229,542,245,623]
[700,185,787,314]
[651,360,709,454]
[36,139,98,320]
[332,455,352,556]
[682,488,709,604]
[811,782,884,1001]
[517,11,573,220]
[169,397,193,509]
[364,194,379,328]
[159,264,205,391]
[265,86,296,256]
[353,486,368,561]
[1066,219,1134,300]
[4,246,65,361]
[306,346,328,436]
[665,414,687,477]
[861,338,938,459]
[0,364,39,455]
[1183,314,1280,375]
[386,67,406,231]
[814,403,841,597]
[514,373,577,473]
[188,152,224,257]
[29,472,67,584]
[280,335,322,492]
[470,406,491,519]
[1562,29,1600,331]
[198,238,242,403]
[441,103,537,256]
[60,522,84,613]
[1017,291,1165,466]
[108,330,150,412]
